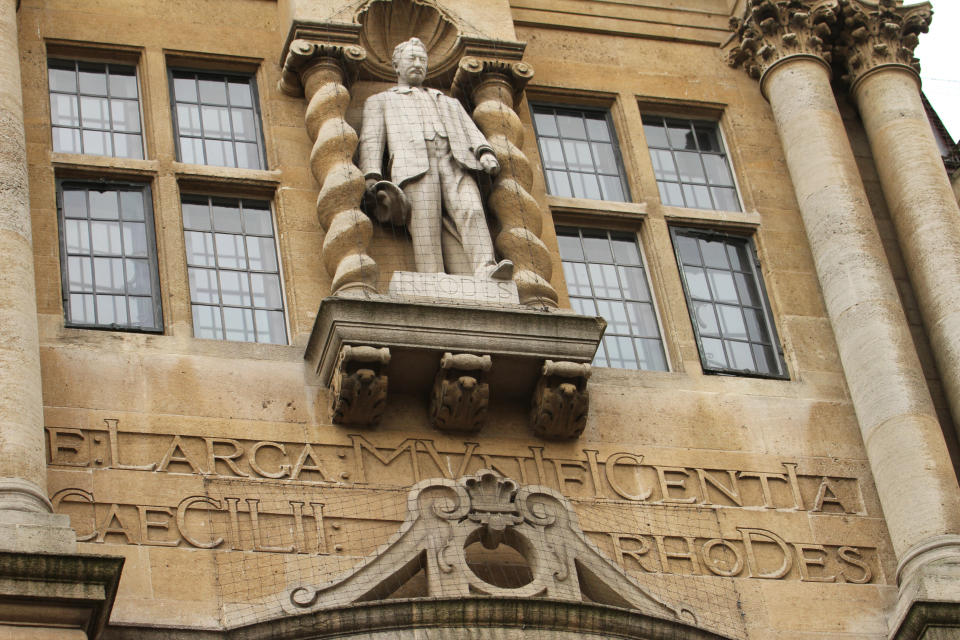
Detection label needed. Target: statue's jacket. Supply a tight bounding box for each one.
[358,86,495,188]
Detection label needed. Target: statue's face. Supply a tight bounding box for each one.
[394,44,428,86]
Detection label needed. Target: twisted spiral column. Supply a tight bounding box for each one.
[453,58,558,308]
[280,41,378,296]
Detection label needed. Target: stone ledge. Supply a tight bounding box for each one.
[304,296,606,401]
[892,600,960,640]
[0,551,124,640]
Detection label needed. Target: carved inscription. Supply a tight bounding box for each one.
[45,420,881,583]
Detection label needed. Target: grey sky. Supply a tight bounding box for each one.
[917,0,959,142]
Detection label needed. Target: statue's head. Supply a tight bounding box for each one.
[392,37,428,86]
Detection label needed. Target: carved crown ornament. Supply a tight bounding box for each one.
[281,470,725,637]
[835,0,932,88]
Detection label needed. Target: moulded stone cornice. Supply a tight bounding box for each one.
[278,40,367,97]
[727,0,838,81]
[836,0,932,89]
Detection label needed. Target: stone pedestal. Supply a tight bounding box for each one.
[388,271,520,305]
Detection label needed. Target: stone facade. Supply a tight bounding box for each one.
[2,0,960,638]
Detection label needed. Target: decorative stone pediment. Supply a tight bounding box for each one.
[283,470,704,628]
[727,0,838,81]
[835,0,932,88]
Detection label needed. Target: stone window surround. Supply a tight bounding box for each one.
[42,43,287,345]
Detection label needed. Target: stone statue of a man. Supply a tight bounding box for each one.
[358,37,513,280]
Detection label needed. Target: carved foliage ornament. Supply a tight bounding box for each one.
[728,0,838,79]
[429,353,491,433]
[530,360,591,440]
[836,0,932,87]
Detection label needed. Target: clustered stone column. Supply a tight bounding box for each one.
[279,41,379,296]
[452,57,559,308]
[730,0,960,621]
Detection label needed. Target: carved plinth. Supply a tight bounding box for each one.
[430,353,492,433]
[330,345,390,426]
[530,360,591,440]
[452,57,559,308]
[305,297,605,434]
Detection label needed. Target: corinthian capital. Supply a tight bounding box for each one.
[728,0,838,80]
[836,0,932,87]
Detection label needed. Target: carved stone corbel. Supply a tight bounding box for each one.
[330,345,390,426]
[279,40,379,296]
[530,360,591,440]
[429,353,491,433]
[451,57,559,309]
[835,0,931,88]
[727,0,838,82]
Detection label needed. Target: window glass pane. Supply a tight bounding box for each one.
[596,299,630,334]
[96,294,128,325]
[63,189,87,218]
[236,142,261,169]
[189,268,219,304]
[563,262,591,297]
[729,340,755,370]
[557,112,586,139]
[627,302,660,338]
[204,138,234,167]
[93,257,124,293]
[223,307,255,342]
[642,122,668,147]
[250,273,283,308]
[563,139,594,172]
[675,151,706,182]
[618,266,650,301]
[703,154,733,186]
[695,125,721,152]
[214,233,246,269]
[675,235,701,265]
[182,200,211,230]
[82,130,112,156]
[179,137,205,164]
[243,206,273,235]
[599,175,625,202]
[177,104,203,136]
[683,266,710,299]
[682,183,712,209]
[108,68,138,98]
[90,221,122,254]
[533,110,558,136]
[125,258,152,295]
[49,63,77,92]
[65,219,90,253]
[557,233,583,261]
[110,99,141,132]
[219,270,251,306]
[119,191,144,221]
[718,304,748,340]
[53,127,82,154]
[198,78,228,105]
[650,149,678,181]
[700,240,729,269]
[192,305,222,339]
[69,293,95,324]
[585,116,611,142]
[636,338,667,371]
[701,337,728,368]
[612,238,641,265]
[128,297,156,328]
[113,133,143,159]
[80,95,110,129]
[201,105,231,137]
[666,121,694,149]
[231,109,256,141]
[212,202,242,232]
[545,170,572,197]
[592,142,617,174]
[582,233,612,262]
[539,137,566,170]
[589,263,620,298]
[752,344,776,374]
[707,269,738,303]
[254,310,287,344]
[246,236,279,271]
[744,307,766,342]
[89,190,119,219]
[184,231,216,266]
[712,187,740,212]
[173,76,198,102]
[657,181,684,207]
[693,301,720,336]
[228,81,253,107]
[67,256,94,292]
[78,63,107,95]
[122,222,148,257]
[50,93,79,126]
[570,297,597,316]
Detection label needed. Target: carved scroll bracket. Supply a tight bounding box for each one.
[530,360,591,440]
[331,345,390,426]
[451,57,534,110]
[836,0,932,89]
[279,40,367,97]
[429,353,492,433]
[727,0,838,85]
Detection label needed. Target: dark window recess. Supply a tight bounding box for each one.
[57,181,162,332]
[558,227,667,371]
[182,195,286,344]
[642,116,740,212]
[48,59,144,159]
[169,70,266,169]
[671,228,787,378]
[531,105,630,202]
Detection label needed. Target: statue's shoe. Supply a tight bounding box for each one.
[481,259,514,280]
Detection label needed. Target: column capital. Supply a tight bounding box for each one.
[450,57,535,109]
[278,40,367,97]
[727,0,838,84]
[836,0,931,91]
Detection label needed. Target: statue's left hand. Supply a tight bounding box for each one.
[479,153,500,176]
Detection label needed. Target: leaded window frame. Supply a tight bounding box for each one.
[530,104,631,203]
[168,68,267,170]
[670,227,788,379]
[557,226,669,371]
[56,179,164,333]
